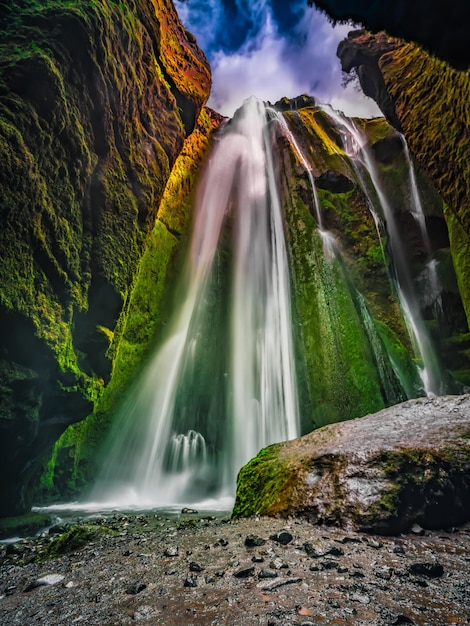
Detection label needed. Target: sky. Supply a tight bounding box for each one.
[174,0,382,118]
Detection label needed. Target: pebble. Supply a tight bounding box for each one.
[409,562,444,578]
[256,576,302,591]
[189,562,204,572]
[125,582,147,595]
[233,566,255,578]
[183,575,197,588]
[375,566,393,580]
[245,534,267,547]
[351,592,371,604]
[270,558,288,570]
[252,555,264,563]
[410,523,425,536]
[164,545,179,557]
[269,531,293,545]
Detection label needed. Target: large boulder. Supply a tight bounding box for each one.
[233,395,470,534]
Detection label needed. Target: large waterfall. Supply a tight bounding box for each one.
[85,96,466,511]
[92,98,300,507]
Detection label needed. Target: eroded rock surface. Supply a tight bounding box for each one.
[233,395,470,534]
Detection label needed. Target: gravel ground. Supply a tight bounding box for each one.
[1,512,470,625]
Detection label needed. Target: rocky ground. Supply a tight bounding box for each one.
[1,511,469,625]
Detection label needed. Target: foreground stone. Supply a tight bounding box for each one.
[233,395,470,533]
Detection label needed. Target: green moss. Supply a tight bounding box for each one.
[46,523,116,558]
[444,205,470,326]
[0,512,51,539]
[232,443,304,519]
[40,109,219,496]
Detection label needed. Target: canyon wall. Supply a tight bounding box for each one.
[0,0,211,515]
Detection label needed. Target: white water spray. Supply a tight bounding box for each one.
[92,97,299,507]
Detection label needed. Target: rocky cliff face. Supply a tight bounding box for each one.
[310,0,470,69]
[0,0,210,515]
[274,98,468,431]
[336,30,470,327]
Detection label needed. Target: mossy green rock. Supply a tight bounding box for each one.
[47,523,116,558]
[233,395,470,534]
[0,0,210,515]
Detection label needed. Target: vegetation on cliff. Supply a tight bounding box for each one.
[0,0,210,515]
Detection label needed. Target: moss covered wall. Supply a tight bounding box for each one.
[0,0,210,515]
[337,31,470,330]
[40,108,222,499]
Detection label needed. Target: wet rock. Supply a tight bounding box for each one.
[233,566,255,578]
[316,170,355,194]
[409,562,444,578]
[189,561,204,572]
[258,569,278,579]
[410,523,425,536]
[270,558,289,570]
[269,531,293,545]
[245,534,267,547]
[24,573,65,591]
[257,576,302,591]
[125,582,147,595]
[376,566,393,580]
[305,541,346,558]
[164,545,179,557]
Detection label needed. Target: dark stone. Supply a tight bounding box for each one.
[258,569,278,579]
[311,0,470,69]
[189,562,204,572]
[371,135,404,165]
[125,582,147,595]
[269,531,293,545]
[233,566,255,579]
[316,170,355,194]
[252,555,265,563]
[183,575,197,588]
[321,560,339,569]
[244,534,267,547]
[408,562,444,578]
[181,508,198,514]
[273,94,316,111]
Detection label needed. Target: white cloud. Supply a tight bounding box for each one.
[176,0,382,119]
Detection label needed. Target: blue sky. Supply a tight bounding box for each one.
[174,0,382,118]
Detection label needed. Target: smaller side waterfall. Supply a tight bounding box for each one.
[319,104,447,397]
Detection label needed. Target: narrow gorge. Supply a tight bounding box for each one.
[1,0,469,550]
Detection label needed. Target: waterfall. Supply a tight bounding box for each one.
[92,97,299,507]
[319,104,446,396]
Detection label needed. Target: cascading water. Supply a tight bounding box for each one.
[92,97,299,507]
[319,104,447,396]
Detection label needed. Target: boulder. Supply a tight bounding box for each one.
[232,395,470,534]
